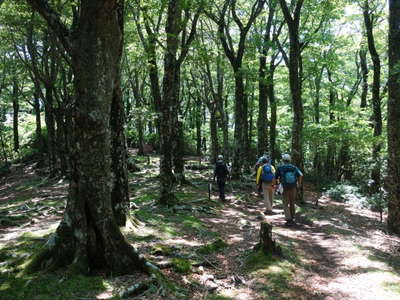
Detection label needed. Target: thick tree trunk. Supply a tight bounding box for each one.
[363,2,382,193]
[110,71,130,227]
[387,0,400,234]
[173,118,186,181]
[159,0,181,204]
[33,90,43,149]
[26,0,147,275]
[359,48,368,108]
[210,110,219,163]
[279,0,304,203]
[12,78,19,152]
[232,70,246,178]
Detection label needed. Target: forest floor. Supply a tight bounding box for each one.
[1,155,400,300]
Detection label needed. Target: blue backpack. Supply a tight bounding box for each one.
[282,166,297,185]
[261,164,274,182]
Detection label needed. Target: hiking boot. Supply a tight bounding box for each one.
[264,210,274,215]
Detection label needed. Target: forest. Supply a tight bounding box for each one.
[0,0,400,299]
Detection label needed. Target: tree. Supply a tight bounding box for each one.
[207,0,266,178]
[387,0,400,234]
[25,0,146,274]
[362,0,383,193]
[278,0,304,204]
[159,0,201,204]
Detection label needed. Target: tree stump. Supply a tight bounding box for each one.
[256,221,282,256]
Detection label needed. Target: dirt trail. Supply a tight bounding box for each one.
[1,164,400,300]
[198,187,400,300]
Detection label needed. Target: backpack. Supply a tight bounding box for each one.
[215,161,228,179]
[282,166,297,185]
[261,164,274,182]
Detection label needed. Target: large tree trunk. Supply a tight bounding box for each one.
[359,48,368,108]
[279,0,304,203]
[210,109,220,162]
[159,0,181,204]
[33,89,43,149]
[12,78,19,153]
[26,0,147,275]
[387,0,400,234]
[110,64,130,227]
[363,1,382,193]
[232,70,246,178]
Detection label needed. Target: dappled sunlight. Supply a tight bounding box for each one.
[1,160,400,299]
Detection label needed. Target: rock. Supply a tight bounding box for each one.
[231,275,245,285]
[205,280,218,292]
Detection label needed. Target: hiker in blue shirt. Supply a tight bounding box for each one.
[275,154,303,226]
[256,157,276,215]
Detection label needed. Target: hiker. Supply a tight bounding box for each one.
[275,154,303,226]
[213,154,230,202]
[256,157,276,215]
[254,152,270,196]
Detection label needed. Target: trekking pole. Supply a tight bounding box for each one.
[208,177,213,200]
[227,174,233,195]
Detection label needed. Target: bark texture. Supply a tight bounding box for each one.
[363,1,382,192]
[387,0,400,234]
[279,0,304,202]
[26,0,146,274]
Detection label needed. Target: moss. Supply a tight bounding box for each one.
[171,258,191,274]
[244,250,295,297]
[0,272,110,300]
[383,280,400,295]
[205,295,234,300]
[198,238,228,255]
[150,244,175,256]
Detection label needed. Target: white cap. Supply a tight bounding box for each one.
[217,154,223,159]
[282,154,291,162]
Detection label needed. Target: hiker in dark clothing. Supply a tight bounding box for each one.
[275,154,303,226]
[213,154,230,202]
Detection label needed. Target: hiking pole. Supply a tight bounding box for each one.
[229,176,234,194]
[208,177,213,200]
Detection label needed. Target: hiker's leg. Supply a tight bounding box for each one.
[282,189,291,220]
[262,182,272,211]
[261,182,269,208]
[218,179,225,200]
[267,184,274,209]
[288,188,296,220]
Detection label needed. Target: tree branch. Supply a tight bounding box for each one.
[26,0,71,55]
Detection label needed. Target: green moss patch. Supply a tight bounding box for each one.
[198,238,228,255]
[383,280,400,295]
[244,250,296,298]
[171,258,191,274]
